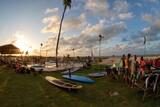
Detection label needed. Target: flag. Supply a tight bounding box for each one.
[144,36,146,45]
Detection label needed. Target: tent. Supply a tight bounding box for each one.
[0,44,21,54]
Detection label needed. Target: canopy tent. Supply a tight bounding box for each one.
[0,44,21,54]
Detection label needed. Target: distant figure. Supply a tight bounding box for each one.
[15,60,21,73]
[139,56,146,77]
[122,54,126,69]
[120,54,126,75]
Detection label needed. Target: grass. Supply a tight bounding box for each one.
[0,64,160,107]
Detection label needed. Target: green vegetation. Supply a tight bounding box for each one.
[0,65,160,107]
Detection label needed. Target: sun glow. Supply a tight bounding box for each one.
[14,32,32,53]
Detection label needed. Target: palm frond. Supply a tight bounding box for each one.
[63,0,72,9]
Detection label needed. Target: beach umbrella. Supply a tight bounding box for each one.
[0,44,21,55]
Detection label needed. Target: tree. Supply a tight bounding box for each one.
[40,43,43,57]
[55,0,72,67]
[98,34,104,62]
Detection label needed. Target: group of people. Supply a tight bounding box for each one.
[111,53,160,88]
[121,54,146,87]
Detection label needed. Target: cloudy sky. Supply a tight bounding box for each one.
[0,0,160,56]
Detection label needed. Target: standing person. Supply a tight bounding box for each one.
[124,53,131,84]
[121,54,126,76]
[122,55,126,68]
[139,56,146,77]
[130,55,139,87]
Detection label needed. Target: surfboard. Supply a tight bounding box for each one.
[62,75,95,83]
[61,67,80,74]
[88,72,107,77]
[45,76,82,90]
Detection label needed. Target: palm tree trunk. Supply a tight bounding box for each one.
[55,6,67,67]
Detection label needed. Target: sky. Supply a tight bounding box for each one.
[0,0,160,56]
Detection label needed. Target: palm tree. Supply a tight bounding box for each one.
[72,48,75,57]
[55,0,72,67]
[40,43,43,57]
[98,35,103,61]
[40,43,43,63]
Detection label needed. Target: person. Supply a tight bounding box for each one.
[15,60,21,73]
[130,55,139,87]
[154,58,160,69]
[121,54,126,75]
[139,56,146,77]
[124,53,131,84]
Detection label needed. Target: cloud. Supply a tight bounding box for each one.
[118,13,160,55]
[71,21,127,49]
[122,13,160,43]
[85,0,109,14]
[113,0,129,13]
[141,14,160,41]
[135,2,142,7]
[63,13,87,31]
[118,12,133,20]
[85,0,133,20]
[71,0,85,10]
[41,0,137,56]
[42,20,127,56]
[45,8,59,14]
[42,15,60,33]
[42,13,87,34]
[142,14,153,24]
[148,0,158,3]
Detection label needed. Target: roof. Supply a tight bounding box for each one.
[0,44,21,54]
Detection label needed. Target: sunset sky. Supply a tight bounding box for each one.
[0,0,160,56]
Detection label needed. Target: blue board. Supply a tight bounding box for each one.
[62,75,95,83]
